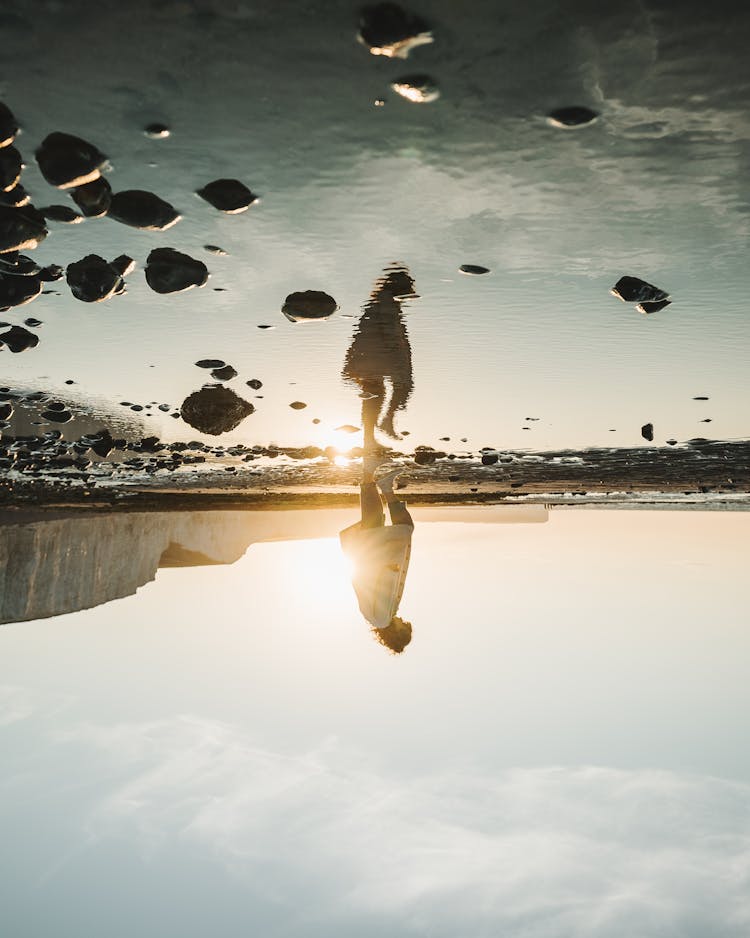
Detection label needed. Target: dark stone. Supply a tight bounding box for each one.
[0,102,19,148]
[42,409,72,423]
[108,190,181,230]
[24,317,42,327]
[459,264,490,275]
[358,3,432,58]
[0,325,38,352]
[0,146,22,193]
[0,204,48,253]
[700,418,713,423]
[145,248,208,294]
[0,402,12,420]
[547,106,599,128]
[246,378,263,390]
[641,422,654,442]
[35,132,108,189]
[693,396,709,401]
[611,276,669,304]
[481,453,499,465]
[195,359,225,369]
[144,123,170,139]
[204,244,227,255]
[414,448,437,465]
[40,264,64,282]
[39,205,84,224]
[72,176,112,217]
[196,179,257,214]
[110,254,135,276]
[46,401,66,411]
[289,401,307,410]
[0,184,29,208]
[666,439,678,446]
[210,364,237,381]
[180,385,255,435]
[0,271,42,309]
[66,254,124,303]
[282,290,338,322]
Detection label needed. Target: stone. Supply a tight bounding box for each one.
[196,179,257,213]
[144,123,170,138]
[641,422,654,442]
[204,245,227,255]
[481,453,499,465]
[35,132,108,188]
[282,290,338,322]
[0,325,39,352]
[0,146,23,192]
[693,396,709,401]
[40,264,64,282]
[547,106,599,128]
[72,177,112,217]
[0,204,48,253]
[0,102,19,148]
[210,364,237,381]
[611,276,669,304]
[0,184,29,208]
[358,3,433,58]
[145,248,208,294]
[459,264,490,275]
[66,254,124,302]
[0,402,13,420]
[41,408,72,423]
[39,205,84,224]
[180,385,255,435]
[24,318,42,327]
[110,254,135,277]
[0,271,42,310]
[391,74,440,103]
[108,190,181,230]
[289,401,307,409]
[246,378,262,390]
[196,359,225,369]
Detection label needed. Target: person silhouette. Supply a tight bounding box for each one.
[339,265,417,653]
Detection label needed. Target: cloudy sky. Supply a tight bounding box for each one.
[1,508,749,936]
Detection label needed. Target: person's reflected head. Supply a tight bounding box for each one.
[371,616,412,654]
[372,267,417,303]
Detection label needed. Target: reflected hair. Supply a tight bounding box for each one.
[371,616,412,654]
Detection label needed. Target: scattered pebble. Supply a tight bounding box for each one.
[374,98,386,107]
[289,401,307,410]
[246,378,262,390]
[108,190,181,230]
[0,184,30,208]
[637,299,672,315]
[0,402,12,420]
[312,418,321,424]
[180,385,255,435]
[40,264,64,282]
[0,102,19,148]
[0,147,23,192]
[196,359,225,369]
[547,106,599,128]
[41,408,72,423]
[257,324,275,329]
[0,204,48,253]
[110,254,136,277]
[211,364,237,381]
[145,248,208,294]
[39,205,84,224]
[391,74,440,103]
[693,396,709,401]
[204,244,228,255]
[0,270,42,310]
[358,3,433,58]
[641,422,654,442]
[196,179,257,214]
[66,254,125,302]
[700,418,713,423]
[24,317,42,327]
[0,325,39,352]
[459,264,490,275]
[72,177,112,218]
[35,132,108,189]
[282,290,338,322]
[611,276,669,304]
[144,123,170,139]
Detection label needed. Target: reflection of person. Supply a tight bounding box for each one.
[342,265,416,442]
[339,265,417,653]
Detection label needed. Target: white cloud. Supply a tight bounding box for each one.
[64,715,750,937]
